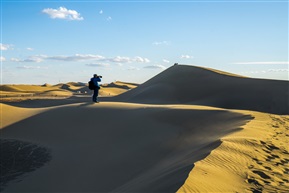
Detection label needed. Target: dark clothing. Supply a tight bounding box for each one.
[91,77,101,102]
[91,77,101,88]
[93,88,99,102]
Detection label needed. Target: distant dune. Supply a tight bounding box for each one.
[0,81,137,101]
[116,65,289,114]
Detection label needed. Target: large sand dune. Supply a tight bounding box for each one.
[116,65,289,114]
[1,65,288,192]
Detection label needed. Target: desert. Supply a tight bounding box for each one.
[1,64,288,193]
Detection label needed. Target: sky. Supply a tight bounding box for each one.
[1,0,288,84]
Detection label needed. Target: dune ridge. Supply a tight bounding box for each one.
[116,65,289,115]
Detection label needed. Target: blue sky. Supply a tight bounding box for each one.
[1,0,288,84]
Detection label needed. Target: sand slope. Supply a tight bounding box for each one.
[1,102,250,192]
[178,110,289,192]
[116,65,289,114]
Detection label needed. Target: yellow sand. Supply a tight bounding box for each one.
[0,103,47,128]
[0,81,135,101]
[178,110,289,192]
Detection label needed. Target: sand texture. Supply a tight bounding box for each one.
[1,65,288,192]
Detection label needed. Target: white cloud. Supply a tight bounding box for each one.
[9,54,150,64]
[163,59,170,63]
[48,54,105,61]
[243,69,289,74]
[23,57,44,63]
[42,7,84,21]
[180,55,193,59]
[144,65,166,70]
[109,56,150,63]
[10,58,18,62]
[134,56,150,63]
[109,56,131,63]
[1,43,12,50]
[11,58,21,62]
[268,69,289,72]
[1,56,6,61]
[152,41,170,46]
[27,47,34,51]
[17,65,48,69]
[233,61,289,65]
[127,66,140,71]
[11,55,45,63]
[99,10,103,14]
[107,16,112,21]
[86,63,110,67]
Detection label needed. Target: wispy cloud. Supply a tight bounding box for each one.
[10,54,150,65]
[11,55,45,63]
[11,58,21,62]
[127,66,140,71]
[180,55,193,59]
[42,7,84,21]
[48,54,105,61]
[27,47,34,51]
[163,59,170,63]
[99,10,103,14]
[86,63,110,67]
[134,56,150,63]
[1,56,6,61]
[242,69,289,74]
[109,56,150,63]
[144,65,166,70]
[17,65,48,69]
[268,69,289,72]
[0,43,13,50]
[152,41,170,46]
[233,61,289,65]
[107,16,112,21]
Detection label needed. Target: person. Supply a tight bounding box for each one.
[91,74,102,103]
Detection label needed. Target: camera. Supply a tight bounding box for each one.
[98,76,102,78]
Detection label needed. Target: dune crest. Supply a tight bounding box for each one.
[116,65,289,114]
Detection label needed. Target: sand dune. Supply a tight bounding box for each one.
[1,64,288,192]
[0,81,135,101]
[116,65,289,114]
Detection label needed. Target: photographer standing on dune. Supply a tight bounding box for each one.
[90,74,102,103]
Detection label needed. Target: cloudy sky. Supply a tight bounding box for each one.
[1,0,288,84]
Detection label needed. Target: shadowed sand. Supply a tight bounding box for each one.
[115,65,289,115]
[1,102,250,192]
[1,65,288,192]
